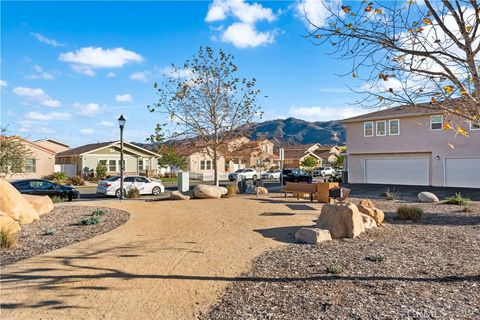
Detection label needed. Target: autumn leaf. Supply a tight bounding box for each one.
[457,127,469,137]
[431,97,437,103]
[461,89,467,96]
[341,6,351,14]
[365,6,372,12]
[443,122,453,131]
[379,73,389,81]
[443,85,453,94]
[423,18,432,25]
[375,8,383,14]
[408,0,414,4]
[416,27,424,33]
[315,34,321,39]
[352,72,358,78]
[466,25,472,32]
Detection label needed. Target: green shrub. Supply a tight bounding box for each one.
[43,229,55,236]
[96,164,107,180]
[0,229,17,249]
[92,209,107,216]
[397,205,423,221]
[443,193,471,206]
[226,185,237,197]
[325,265,343,275]
[68,175,85,186]
[80,216,101,225]
[50,195,65,203]
[127,187,141,199]
[382,187,398,200]
[365,255,386,262]
[48,172,69,181]
[462,205,474,213]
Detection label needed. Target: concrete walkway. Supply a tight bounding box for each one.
[1,195,320,320]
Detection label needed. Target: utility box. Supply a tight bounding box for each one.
[177,171,189,193]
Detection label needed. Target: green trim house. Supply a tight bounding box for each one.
[55,141,160,177]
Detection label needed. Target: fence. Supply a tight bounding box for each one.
[189,172,229,181]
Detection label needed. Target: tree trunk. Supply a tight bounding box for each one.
[213,148,219,186]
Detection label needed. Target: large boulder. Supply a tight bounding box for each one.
[0,178,39,224]
[418,192,439,203]
[358,204,384,224]
[295,227,332,244]
[257,186,268,195]
[0,211,21,234]
[359,198,375,208]
[317,203,365,238]
[193,185,223,199]
[219,187,228,196]
[360,213,377,229]
[23,194,54,215]
[170,191,190,201]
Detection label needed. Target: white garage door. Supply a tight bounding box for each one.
[445,158,480,188]
[365,158,429,186]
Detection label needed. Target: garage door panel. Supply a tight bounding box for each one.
[445,158,480,188]
[365,158,429,186]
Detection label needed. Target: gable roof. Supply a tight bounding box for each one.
[56,141,160,157]
[34,138,70,148]
[1,135,56,154]
[342,103,444,123]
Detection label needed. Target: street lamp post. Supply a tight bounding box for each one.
[118,115,126,200]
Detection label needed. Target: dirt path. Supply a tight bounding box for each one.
[1,195,320,320]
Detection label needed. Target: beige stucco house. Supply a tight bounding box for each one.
[343,104,480,188]
[283,143,333,168]
[56,141,161,178]
[34,139,70,154]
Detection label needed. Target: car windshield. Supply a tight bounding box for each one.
[282,170,292,174]
[234,169,244,173]
[319,167,325,170]
[105,176,120,182]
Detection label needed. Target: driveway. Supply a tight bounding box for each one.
[1,195,319,320]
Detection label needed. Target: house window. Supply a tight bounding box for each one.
[376,120,386,136]
[200,160,205,170]
[364,122,374,137]
[430,115,443,130]
[138,159,144,171]
[108,160,116,172]
[470,121,480,130]
[25,159,36,173]
[389,119,400,135]
[206,160,212,170]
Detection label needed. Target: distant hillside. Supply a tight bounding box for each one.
[133,117,345,149]
[249,117,345,146]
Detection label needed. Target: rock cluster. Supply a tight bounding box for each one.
[169,191,190,201]
[294,198,385,244]
[0,178,54,235]
[192,185,228,199]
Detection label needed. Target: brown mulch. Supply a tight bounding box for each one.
[203,199,480,320]
[0,206,129,266]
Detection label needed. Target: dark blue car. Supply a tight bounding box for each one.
[11,179,80,201]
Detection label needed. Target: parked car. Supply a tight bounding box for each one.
[261,169,282,180]
[319,167,335,177]
[228,168,258,181]
[96,176,165,197]
[282,169,313,184]
[10,179,79,201]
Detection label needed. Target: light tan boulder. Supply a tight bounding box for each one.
[358,203,385,224]
[295,227,332,244]
[360,213,377,229]
[170,191,190,200]
[257,186,268,194]
[418,192,439,203]
[0,178,39,224]
[219,187,228,196]
[0,211,21,234]
[193,185,223,199]
[359,198,375,208]
[316,203,365,238]
[23,194,54,215]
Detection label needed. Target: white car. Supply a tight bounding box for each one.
[320,167,335,177]
[96,175,165,197]
[228,168,258,181]
[261,170,282,180]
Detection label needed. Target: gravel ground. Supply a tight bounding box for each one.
[204,199,480,320]
[0,206,129,266]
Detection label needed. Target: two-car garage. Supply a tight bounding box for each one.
[359,156,480,188]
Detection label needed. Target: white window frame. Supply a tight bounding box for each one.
[200,160,206,170]
[25,158,36,173]
[206,160,212,170]
[470,121,480,130]
[364,122,374,137]
[108,159,117,172]
[388,119,400,135]
[430,115,443,131]
[138,159,144,171]
[376,120,386,136]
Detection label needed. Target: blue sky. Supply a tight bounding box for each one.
[1,0,365,147]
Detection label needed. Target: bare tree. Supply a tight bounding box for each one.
[148,47,262,185]
[0,127,32,178]
[301,0,480,133]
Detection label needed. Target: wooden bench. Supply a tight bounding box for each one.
[282,182,318,201]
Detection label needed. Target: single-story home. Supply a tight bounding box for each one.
[34,139,70,154]
[343,103,480,188]
[56,140,161,178]
[283,143,335,168]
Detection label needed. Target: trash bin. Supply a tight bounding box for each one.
[237,176,247,194]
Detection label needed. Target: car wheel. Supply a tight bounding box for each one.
[152,186,161,196]
[68,193,73,201]
[252,175,257,180]
[115,188,126,198]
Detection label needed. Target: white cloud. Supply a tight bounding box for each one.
[0,80,6,87]
[31,32,64,47]
[295,0,341,30]
[130,71,149,82]
[107,72,116,78]
[100,120,114,127]
[115,93,133,102]
[205,0,278,48]
[73,102,102,117]
[289,105,365,121]
[70,64,96,76]
[221,22,275,48]
[160,66,193,79]
[25,65,55,80]
[36,127,56,134]
[26,111,71,121]
[80,128,94,134]
[13,86,61,107]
